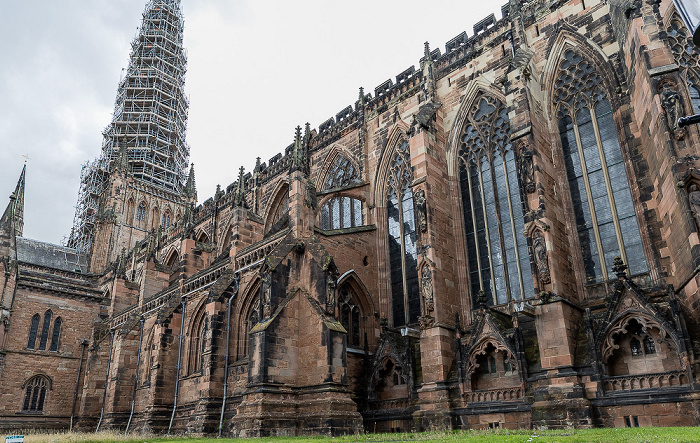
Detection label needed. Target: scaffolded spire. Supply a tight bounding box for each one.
[68,0,190,253]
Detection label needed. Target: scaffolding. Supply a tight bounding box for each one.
[67,0,189,253]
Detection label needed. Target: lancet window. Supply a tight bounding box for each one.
[49,317,61,352]
[386,141,420,326]
[554,49,647,282]
[458,93,533,306]
[136,203,146,222]
[38,310,52,351]
[27,314,40,350]
[188,309,206,374]
[338,284,362,347]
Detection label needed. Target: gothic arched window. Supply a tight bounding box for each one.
[188,309,206,375]
[161,210,171,228]
[338,284,362,347]
[27,314,40,350]
[321,196,363,230]
[667,15,700,113]
[22,375,49,413]
[38,310,52,351]
[325,155,361,189]
[386,141,420,326]
[458,93,533,306]
[49,317,61,352]
[136,202,146,223]
[554,49,647,283]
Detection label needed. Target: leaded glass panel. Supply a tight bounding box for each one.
[554,49,648,282]
[458,93,533,306]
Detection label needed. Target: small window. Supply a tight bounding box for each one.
[320,197,363,230]
[49,317,61,352]
[38,311,52,351]
[136,203,146,222]
[27,314,40,350]
[643,336,656,355]
[22,376,49,413]
[630,337,643,356]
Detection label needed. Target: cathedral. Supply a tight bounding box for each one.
[2,0,700,435]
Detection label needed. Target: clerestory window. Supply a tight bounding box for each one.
[321,196,363,230]
[386,141,420,326]
[458,93,533,306]
[554,49,647,283]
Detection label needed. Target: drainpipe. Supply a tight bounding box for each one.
[70,339,89,431]
[125,317,144,434]
[218,276,240,437]
[168,296,187,434]
[96,330,115,433]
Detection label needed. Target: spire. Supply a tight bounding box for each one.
[290,126,309,175]
[184,163,197,200]
[1,164,26,242]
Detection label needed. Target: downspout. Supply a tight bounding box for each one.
[168,296,187,434]
[125,317,144,434]
[70,339,89,431]
[95,330,115,433]
[218,276,240,437]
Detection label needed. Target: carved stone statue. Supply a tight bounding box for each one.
[519,149,535,193]
[688,184,700,230]
[421,266,434,312]
[260,271,272,318]
[414,189,428,232]
[661,83,684,140]
[326,277,337,315]
[532,231,551,284]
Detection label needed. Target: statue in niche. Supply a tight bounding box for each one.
[421,266,434,313]
[688,184,700,230]
[326,277,337,315]
[260,271,272,318]
[519,149,535,193]
[532,231,551,284]
[414,189,428,232]
[660,82,684,140]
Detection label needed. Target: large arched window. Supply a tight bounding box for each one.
[386,141,420,326]
[188,308,206,375]
[38,310,52,351]
[27,314,40,350]
[554,49,647,283]
[22,375,49,413]
[458,93,533,306]
[265,185,289,235]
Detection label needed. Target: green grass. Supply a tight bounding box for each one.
[5,428,700,443]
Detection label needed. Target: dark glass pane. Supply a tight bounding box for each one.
[49,318,61,352]
[321,204,330,230]
[23,386,31,410]
[28,314,40,350]
[39,311,52,351]
[37,387,46,412]
[595,100,622,165]
[460,162,483,303]
[352,309,360,346]
[30,386,39,410]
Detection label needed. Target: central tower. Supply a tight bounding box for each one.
[68,0,194,270]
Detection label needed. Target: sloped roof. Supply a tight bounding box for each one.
[16,237,89,273]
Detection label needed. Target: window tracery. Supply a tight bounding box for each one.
[22,375,49,413]
[458,93,533,306]
[324,155,361,189]
[386,141,420,326]
[554,49,647,282]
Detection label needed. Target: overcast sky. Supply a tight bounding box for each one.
[0,0,503,245]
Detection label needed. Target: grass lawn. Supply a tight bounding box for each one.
[4,428,700,443]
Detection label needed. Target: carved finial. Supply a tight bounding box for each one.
[303,122,312,145]
[612,256,628,279]
[290,125,309,175]
[477,290,487,310]
[184,163,196,199]
[235,166,246,206]
[424,41,431,59]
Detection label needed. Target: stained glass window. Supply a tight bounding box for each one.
[386,141,420,326]
[554,49,647,282]
[320,196,363,230]
[458,94,534,306]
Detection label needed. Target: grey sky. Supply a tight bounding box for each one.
[0,0,502,244]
